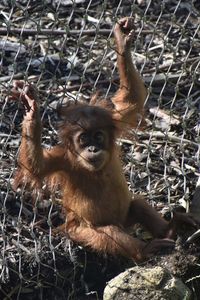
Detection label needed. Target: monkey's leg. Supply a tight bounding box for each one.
[126,195,169,238]
[67,224,174,262]
[126,196,198,239]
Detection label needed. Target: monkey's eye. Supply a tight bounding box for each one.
[94,131,105,145]
[79,133,90,146]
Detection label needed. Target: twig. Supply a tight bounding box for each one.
[33,211,59,228]
[144,72,187,84]
[0,133,18,138]
[0,27,158,37]
[0,73,24,82]
[186,229,200,244]
[15,201,33,218]
[146,57,199,73]
[138,131,199,148]
[186,274,200,283]
[53,77,119,92]
[11,238,31,254]
[0,75,118,93]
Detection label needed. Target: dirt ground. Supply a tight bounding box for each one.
[0,0,200,299]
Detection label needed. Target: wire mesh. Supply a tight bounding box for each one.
[0,0,200,299]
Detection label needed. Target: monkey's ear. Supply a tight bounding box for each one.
[89,91,101,105]
[112,108,146,131]
[90,94,115,112]
[56,100,76,117]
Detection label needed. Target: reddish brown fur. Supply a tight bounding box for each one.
[11,18,194,262]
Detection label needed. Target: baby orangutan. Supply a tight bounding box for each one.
[11,18,196,262]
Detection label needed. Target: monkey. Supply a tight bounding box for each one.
[10,17,196,262]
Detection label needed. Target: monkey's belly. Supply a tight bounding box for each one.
[69,192,131,226]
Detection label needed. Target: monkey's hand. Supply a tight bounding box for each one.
[9,81,39,120]
[142,238,175,260]
[166,212,198,239]
[114,17,135,55]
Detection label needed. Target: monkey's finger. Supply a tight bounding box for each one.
[125,29,135,46]
[118,17,128,26]
[13,80,25,89]
[7,89,27,102]
[129,29,135,38]
[13,80,38,100]
[13,80,34,92]
[150,238,175,248]
[6,89,21,101]
[118,17,135,33]
[23,93,38,114]
[124,17,135,30]
[7,88,33,112]
[116,18,130,33]
[118,17,134,27]
[173,212,198,228]
[143,238,175,256]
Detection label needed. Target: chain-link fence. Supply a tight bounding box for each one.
[0,0,200,299]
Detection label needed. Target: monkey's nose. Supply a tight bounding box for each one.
[88,146,99,153]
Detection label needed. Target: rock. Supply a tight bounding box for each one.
[103,266,192,300]
[0,41,26,54]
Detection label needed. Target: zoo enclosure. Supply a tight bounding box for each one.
[0,0,200,299]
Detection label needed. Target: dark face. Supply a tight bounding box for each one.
[73,129,111,171]
[58,104,116,171]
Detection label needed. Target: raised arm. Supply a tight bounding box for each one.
[11,81,64,188]
[111,17,147,128]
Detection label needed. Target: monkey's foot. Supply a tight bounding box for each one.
[142,238,175,259]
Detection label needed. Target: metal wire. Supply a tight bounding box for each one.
[0,0,199,298]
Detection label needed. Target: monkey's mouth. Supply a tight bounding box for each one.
[80,152,109,172]
[85,156,106,171]
[88,157,103,167]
